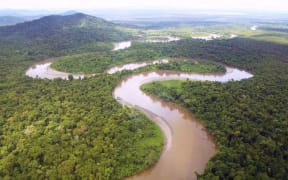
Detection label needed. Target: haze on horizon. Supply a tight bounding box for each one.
[0,0,288,13]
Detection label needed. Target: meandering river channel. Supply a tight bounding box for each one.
[26,42,253,180]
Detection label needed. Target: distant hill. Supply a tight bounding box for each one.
[0,13,131,50]
[61,10,81,16]
[0,16,36,26]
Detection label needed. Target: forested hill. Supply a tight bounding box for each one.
[0,13,131,53]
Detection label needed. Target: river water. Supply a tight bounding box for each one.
[114,69,253,180]
[112,36,180,51]
[25,43,253,180]
[107,59,169,74]
[25,58,85,80]
[113,41,132,51]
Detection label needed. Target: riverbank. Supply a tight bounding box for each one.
[114,69,252,180]
[25,56,253,179]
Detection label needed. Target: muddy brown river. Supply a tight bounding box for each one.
[114,69,253,180]
[26,57,253,180]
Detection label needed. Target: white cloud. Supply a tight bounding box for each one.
[0,0,287,11]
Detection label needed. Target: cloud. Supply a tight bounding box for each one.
[0,0,287,12]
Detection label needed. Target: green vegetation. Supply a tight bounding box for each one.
[52,54,226,74]
[1,12,288,179]
[0,56,164,180]
[149,60,226,73]
[0,14,164,179]
[0,13,132,55]
[131,59,226,74]
[51,47,163,73]
[132,22,288,44]
[0,13,131,42]
[142,41,288,179]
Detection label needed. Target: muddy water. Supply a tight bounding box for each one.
[115,73,215,180]
[107,59,169,74]
[114,69,252,180]
[26,59,170,79]
[25,58,85,80]
[26,57,253,180]
[142,36,181,43]
[113,41,132,51]
[112,37,180,51]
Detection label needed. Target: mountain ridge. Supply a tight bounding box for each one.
[0,13,131,49]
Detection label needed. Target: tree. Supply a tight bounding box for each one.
[68,74,74,81]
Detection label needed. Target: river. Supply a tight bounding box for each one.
[113,41,132,51]
[25,58,85,80]
[112,36,181,51]
[114,69,253,180]
[25,45,253,180]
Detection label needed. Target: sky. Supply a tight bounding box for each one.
[0,0,288,12]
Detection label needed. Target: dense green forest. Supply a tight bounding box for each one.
[132,59,226,74]
[1,77,164,179]
[142,42,288,179]
[0,14,164,179]
[51,47,163,73]
[49,38,288,179]
[0,13,131,42]
[0,13,131,56]
[1,13,288,179]
[52,53,226,74]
